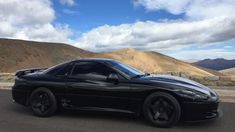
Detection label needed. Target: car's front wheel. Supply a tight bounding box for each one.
[143,92,181,128]
[29,88,57,117]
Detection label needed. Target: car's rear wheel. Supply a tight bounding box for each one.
[143,92,181,128]
[29,88,57,117]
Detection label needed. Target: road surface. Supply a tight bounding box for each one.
[0,89,235,132]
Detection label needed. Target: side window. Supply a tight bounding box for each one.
[71,62,115,78]
[46,63,67,75]
[56,64,72,76]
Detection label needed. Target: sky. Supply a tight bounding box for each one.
[0,0,235,60]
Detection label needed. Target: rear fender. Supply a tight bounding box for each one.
[15,68,47,77]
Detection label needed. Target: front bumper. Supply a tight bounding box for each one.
[181,100,220,121]
[12,85,30,106]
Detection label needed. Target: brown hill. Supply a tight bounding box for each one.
[90,48,220,76]
[191,64,223,76]
[0,39,93,72]
[220,67,235,76]
[0,39,221,76]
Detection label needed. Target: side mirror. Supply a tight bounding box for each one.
[107,73,119,83]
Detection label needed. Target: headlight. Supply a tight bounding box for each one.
[177,89,209,101]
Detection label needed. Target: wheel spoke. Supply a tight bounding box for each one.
[151,99,161,110]
[154,112,161,120]
[150,97,174,121]
[40,105,45,112]
[32,102,41,110]
[160,112,169,121]
[162,100,169,107]
[32,92,51,113]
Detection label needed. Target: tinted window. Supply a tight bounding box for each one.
[45,63,68,75]
[56,64,72,76]
[71,62,114,78]
[106,61,144,78]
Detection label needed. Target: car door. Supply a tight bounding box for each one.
[44,63,73,101]
[66,61,132,111]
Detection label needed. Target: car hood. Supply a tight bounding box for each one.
[138,74,213,95]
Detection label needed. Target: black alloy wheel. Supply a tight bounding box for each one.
[29,88,57,117]
[143,92,181,128]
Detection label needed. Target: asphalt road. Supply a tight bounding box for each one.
[1,90,235,132]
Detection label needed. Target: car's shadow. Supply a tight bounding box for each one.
[60,109,221,128]
[59,109,148,125]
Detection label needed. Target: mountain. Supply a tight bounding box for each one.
[0,39,93,72]
[0,38,221,76]
[220,67,235,76]
[89,48,221,76]
[193,58,235,70]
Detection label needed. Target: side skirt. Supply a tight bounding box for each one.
[63,106,135,115]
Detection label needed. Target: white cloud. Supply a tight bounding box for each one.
[75,16,235,52]
[0,0,71,43]
[73,0,235,60]
[60,0,75,6]
[13,24,72,42]
[134,0,190,15]
[0,0,55,25]
[185,0,235,20]
[168,49,235,60]
[134,0,235,20]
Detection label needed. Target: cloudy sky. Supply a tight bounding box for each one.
[0,0,235,60]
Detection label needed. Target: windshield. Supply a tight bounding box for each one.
[108,61,145,78]
[43,62,68,75]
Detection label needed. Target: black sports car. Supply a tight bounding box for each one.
[12,58,219,127]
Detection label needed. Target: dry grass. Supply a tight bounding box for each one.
[220,67,235,76]
[0,73,15,82]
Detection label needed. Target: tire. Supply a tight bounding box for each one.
[29,88,57,117]
[143,92,181,128]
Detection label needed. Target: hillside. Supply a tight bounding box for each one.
[0,39,93,72]
[220,67,235,76]
[90,48,220,76]
[193,58,235,70]
[0,39,221,76]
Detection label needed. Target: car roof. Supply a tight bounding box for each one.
[70,58,118,63]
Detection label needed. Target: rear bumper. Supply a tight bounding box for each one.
[181,101,220,121]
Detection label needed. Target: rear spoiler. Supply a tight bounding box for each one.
[15,68,47,77]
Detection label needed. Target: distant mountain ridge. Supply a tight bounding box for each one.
[193,58,235,70]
